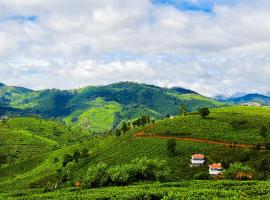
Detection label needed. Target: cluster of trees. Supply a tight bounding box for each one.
[132,115,151,127]
[62,149,89,167]
[115,115,152,136]
[82,157,170,188]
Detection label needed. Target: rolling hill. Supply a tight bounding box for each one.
[224,93,270,105]
[0,106,270,199]
[0,82,225,132]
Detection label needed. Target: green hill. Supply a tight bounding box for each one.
[142,106,270,144]
[0,82,225,132]
[1,106,270,199]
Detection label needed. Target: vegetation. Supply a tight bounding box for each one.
[224,162,254,180]
[143,106,270,144]
[2,104,270,199]
[1,181,270,199]
[0,82,224,132]
[199,107,210,118]
[83,157,169,188]
[166,140,176,156]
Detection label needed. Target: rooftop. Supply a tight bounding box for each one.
[209,163,222,169]
[192,154,205,159]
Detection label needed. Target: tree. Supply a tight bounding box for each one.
[179,103,187,116]
[121,121,130,133]
[115,128,121,137]
[167,139,176,156]
[140,115,150,126]
[199,108,210,118]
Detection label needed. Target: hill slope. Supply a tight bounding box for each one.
[141,106,270,144]
[0,82,225,132]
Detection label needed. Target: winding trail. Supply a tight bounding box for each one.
[134,132,255,148]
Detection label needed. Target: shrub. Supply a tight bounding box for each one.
[115,128,121,137]
[224,162,254,180]
[85,163,109,188]
[167,140,176,156]
[199,108,210,118]
[193,172,211,180]
[83,158,170,188]
[81,148,89,158]
[62,154,73,167]
[107,165,131,185]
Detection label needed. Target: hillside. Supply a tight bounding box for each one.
[141,106,270,144]
[1,106,270,191]
[221,93,270,105]
[0,82,225,132]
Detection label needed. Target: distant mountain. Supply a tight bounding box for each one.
[170,87,197,94]
[0,82,224,131]
[0,82,5,88]
[225,93,270,105]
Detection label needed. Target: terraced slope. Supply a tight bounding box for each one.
[141,106,270,144]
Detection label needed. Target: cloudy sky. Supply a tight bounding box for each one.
[0,0,270,96]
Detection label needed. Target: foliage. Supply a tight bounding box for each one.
[2,181,270,199]
[132,115,151,127]
[167,139,176,156]
[83,157,169,188]
[224,162,254,180]
[0,82,224,132]
[199,107,210,118]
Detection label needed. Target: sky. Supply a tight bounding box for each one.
[0,0,270,97]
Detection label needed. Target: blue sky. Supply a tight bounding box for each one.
[0,0,269,96]
[152,0,237,13]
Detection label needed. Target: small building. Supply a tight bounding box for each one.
[0,115,9,121]
[74,181,81,187]
[190,154,205,167]
[209,163,223,176]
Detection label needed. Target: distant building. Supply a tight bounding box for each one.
[0,116,9,121]
[190,154,205,167]
[209,163,223,176]
[241,102,262,106]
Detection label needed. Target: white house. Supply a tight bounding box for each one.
[209,163,223,176]
[190,154,205,167]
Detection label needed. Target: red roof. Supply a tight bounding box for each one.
[209,163,222,169]
[192,154,205,159]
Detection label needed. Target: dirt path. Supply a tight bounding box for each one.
[134,132,255,148]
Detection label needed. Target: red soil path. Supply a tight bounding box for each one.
[134,132,255,148]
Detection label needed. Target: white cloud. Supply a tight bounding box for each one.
[0,0,270,96]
